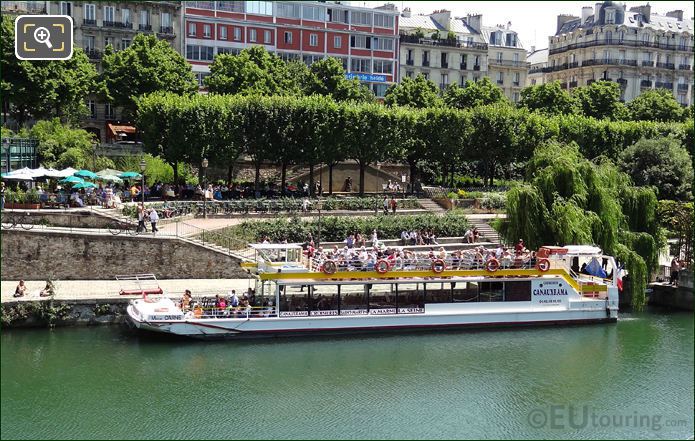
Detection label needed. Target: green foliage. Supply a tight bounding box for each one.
[626,89,685,122]
[102,34,197,118]
[518,81,579,116]
[443,78,507,110]
[306,57,374,102]
[501,141,661,310]
[2,15,98,125]
[216,212,471,243]
[1,300,71,327]
[384,75,442,108]
[572,81,626,120]
[93,304,112,316]
[114,154,193,186]
[26,118,96,168]
[619,137,693,200]
[658,200,693,262]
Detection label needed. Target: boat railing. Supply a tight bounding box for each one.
[309,255,541,273]
[182,305,278,319]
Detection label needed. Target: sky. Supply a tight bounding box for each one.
[361,1,695,51]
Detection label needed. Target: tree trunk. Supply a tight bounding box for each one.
[227,164,233,187]
[308,163,315,197]
[408,159,418,195]
[328,164,334,195]
[254,162,261,197]
[281,162,287,195]
[449,163,455,188]
[359,162,366,196]
[171,161,179,185]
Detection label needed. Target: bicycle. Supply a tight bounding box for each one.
[107,221,142,236]
[1,211,35,230]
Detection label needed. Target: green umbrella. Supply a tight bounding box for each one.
[99,174,123,183]
[74,169,98,179]
[96,168,123,177]
[119,171,142,179]
[73,182,97,189]
[60,176,85,184]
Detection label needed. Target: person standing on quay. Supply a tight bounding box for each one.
[383,196,389,215]
[149,208,159,234]
[137,203,147,233]
[390,197,397,214]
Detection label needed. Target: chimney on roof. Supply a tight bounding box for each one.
[556,14,579,34]
[633,3,651,23]
[582,6,593,24]
[430,9,452,30]
[506,21,512,30]
[531,45,535,53]
[666,10,683,21]
[465,13,482,32]
[401,7,411,18]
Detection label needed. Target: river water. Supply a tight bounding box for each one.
[1,308,693,440]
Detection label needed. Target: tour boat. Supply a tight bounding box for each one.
[126,243,620,339]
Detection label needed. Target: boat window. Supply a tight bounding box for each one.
[396,283,424,311]
[479,282,504,302]
[340,285,368,315]
[309,285,339,316]
[504,281,531,301]
[279,284,308,316]
[368,283,396,313]
[425,283,453,303]
[453,282,478,302]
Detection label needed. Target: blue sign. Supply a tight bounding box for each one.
[345,73,387,83]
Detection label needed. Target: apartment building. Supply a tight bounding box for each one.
[545,1,694,105]
[183,1,400,97]
[483,22,528,102]
[527,47,549,86]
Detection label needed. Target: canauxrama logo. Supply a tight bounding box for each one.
[14,15,73,61]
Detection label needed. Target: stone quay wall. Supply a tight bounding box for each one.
[0,230,251,281]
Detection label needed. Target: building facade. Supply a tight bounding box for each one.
[1,1,183,142]
[545,1,694,105]
[398,9,528,103]
[398,10,489,90]
[482,22,528,102]
[183,1,400,97]
[526,47,549,86]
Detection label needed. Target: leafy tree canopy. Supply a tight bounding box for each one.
[306,57,374,102]
[518,81,579,116]
[21,118,96,168]
[572,80,626,120]
[443,77,508,110]
[384,74,442,108]
[626,88,685,122]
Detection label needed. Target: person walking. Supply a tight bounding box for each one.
[137,203,147,233]
[390,197,397,214]
[383,196,389,215]
[149,207,159,233]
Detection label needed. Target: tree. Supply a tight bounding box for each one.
[619,137,693,200]
[205,46,301,96]
[572,80,626,120]
[306,57,374,102]
[500,141,662,309]
[627,89,685,122]
[1,15,98,126]
[443,77,507,110]
[102,34,197,119]
[25,118,96,168]
[383,74,442,108]
[518,81,579,115]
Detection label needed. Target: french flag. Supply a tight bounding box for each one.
[616,267,624,292]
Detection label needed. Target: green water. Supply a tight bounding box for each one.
[1,309,693,440]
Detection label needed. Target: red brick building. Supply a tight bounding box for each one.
[183,1,399,97]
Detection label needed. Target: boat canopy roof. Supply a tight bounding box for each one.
[250,243,303,250]
[562,245,602,255]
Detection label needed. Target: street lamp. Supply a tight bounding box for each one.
[202,157,208,218]
[139,158,146,205]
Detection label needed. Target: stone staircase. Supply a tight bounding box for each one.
[417,198,447,213]
[468,218,502,246]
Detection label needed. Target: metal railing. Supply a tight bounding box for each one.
[549,39,693,55]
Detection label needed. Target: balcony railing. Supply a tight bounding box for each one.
[617,78,627,87]
[399,33,488,51]
[473,64,480,71]
[569,81,578,88]
[139,24,152,31]
[497,79,504,85]
[422,59,430,67]
[159,26,174,34]
[581,58,637,67]
[677,84,689,92]
[656,62,675,69]
[642,60,654,67]
[640,80,652,88]
[439,83,448,90]
[513,81,520,86]
[83,18,96,25]
[678,64,691,70]
[406,59,414,66]
[460,63,467,70]
[549,39,693,55]
[441,61,448,69]
[488,59,530,67]
[655,82,674,89]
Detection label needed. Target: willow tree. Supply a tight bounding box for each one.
[500,141,662,310]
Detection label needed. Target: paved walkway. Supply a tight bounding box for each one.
[1,279,256,303]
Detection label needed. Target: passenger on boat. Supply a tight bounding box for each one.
[229,290,240,308]
[215,295,227,317]
[180,290,193,311]
[193,303,203,319]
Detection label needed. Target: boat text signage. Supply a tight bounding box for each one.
[148,314,183,321]
[345,73,387,83]
[531,279,569,305]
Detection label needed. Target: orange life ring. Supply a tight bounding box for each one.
[375,259,390,274]
[322,260,337,275]
[485,258,500,272]
[431,258,446,273]
[536,258,551,272]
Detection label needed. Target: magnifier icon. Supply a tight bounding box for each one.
[33,26,53,49]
